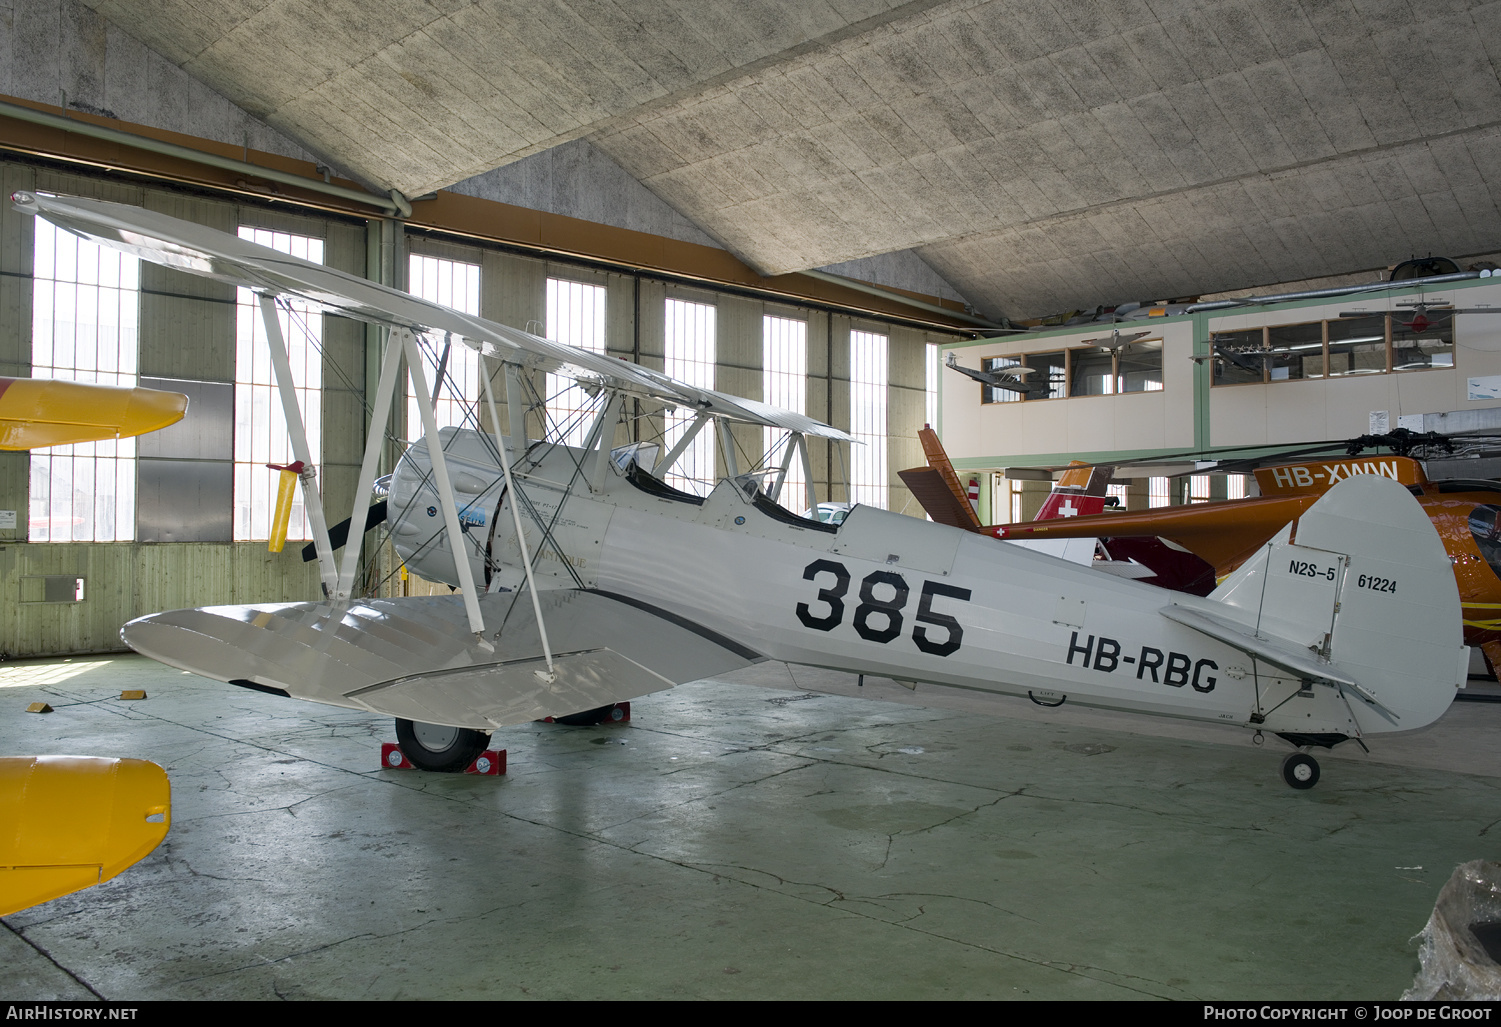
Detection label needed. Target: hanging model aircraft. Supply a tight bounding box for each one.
[12,191,1472,791]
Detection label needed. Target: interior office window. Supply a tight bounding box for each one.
[29,218,141,541]
[407,254,482,438]
[1107,483,1130,509]
[1267,322,1323,380]
[1226,474,1248,500]
[546,278,608,447]
[1214,314,1448,384]
[849,330,888,509]
[1025,350,1066,399]
[664,298,716,495]
[1327,316,1387,377]
[1189,475,1211,503]
[980,355,1022,403]
[1070,347,1115,396]
[235,227,324,542]
[1072,339,1164,396]
[763,315,807,511]
[1119,340,1164,392]
[1211,328,1267,386]
[1392,318,1453,371]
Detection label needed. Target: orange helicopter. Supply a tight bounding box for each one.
[901,427,1501,673]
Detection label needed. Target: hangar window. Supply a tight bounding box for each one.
[664,298,716,496]
[28,218,141,541]
[234,228,324,542]
[546,278,607,447]
[407,254,482,438]
[849,330,888,509]
[763,315,807,512]
[926,342,938,428]
[1149,477,1172,508]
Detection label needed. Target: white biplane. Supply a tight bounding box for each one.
[13,192,1470,790]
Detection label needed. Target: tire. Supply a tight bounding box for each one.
[395,718,490,773]
[1281,752,1320,790]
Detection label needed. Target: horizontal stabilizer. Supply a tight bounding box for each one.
[1178,474,1464,734]
[1159,604,1377,705]
[122,589,760,730]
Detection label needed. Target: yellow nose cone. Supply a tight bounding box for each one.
[0,756,170,916]
[0,377,188,450]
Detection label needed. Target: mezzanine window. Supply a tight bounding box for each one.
[1210,314,1453,385]
[979,340,1163,403]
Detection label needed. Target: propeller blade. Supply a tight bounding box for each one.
[301,500,388,563]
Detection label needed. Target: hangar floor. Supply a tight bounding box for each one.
[1,653,1498,1001]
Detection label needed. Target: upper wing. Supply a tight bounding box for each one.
[12,191,853,444]
[121,590,761,730]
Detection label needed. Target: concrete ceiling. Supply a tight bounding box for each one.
[82,0,1501,320]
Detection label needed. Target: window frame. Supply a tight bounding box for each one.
[233,226,326,543]
[1210,314,1456,386]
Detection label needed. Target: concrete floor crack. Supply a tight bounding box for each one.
[0,917,106,1000]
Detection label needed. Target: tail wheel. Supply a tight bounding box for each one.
[395,718,490,773]
[1281,752,1320,790]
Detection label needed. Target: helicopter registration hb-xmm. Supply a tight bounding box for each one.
[12,191,1469,790]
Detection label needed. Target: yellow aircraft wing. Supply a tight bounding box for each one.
[0,756,170,916]
[0,376,188,450]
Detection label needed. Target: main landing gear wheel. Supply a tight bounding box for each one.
[395,718,490,772]
[1281,752,1320,790]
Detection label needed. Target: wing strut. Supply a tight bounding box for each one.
[767,431,799,503]
[335,325,406,600]
[258,295,338,597]
[480,357,554,676]
[586,392,625,494]
[717,418,739,478]
[402,329,486,638]
[654,412,709,476]
[799,433,817,513]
